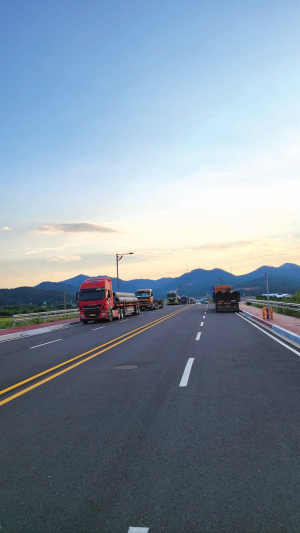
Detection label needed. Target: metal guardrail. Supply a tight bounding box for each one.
[245,299,300,312]
[13,309,79,327]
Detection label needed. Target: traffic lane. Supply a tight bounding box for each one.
[0,305,183,391]
[75,307,300,533]
[0,304,196,406]
[0,305,173,355]
[0,305,201,532]
[137,309,300,533]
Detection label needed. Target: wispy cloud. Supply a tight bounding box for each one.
[25,245,74,255]
[130,240,256,259]
[47,255,82,262]
[1,226,12,231]
[31,223,121,235]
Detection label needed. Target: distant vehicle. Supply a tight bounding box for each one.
[188,298,196,304]
[135,289,164,310]
[167,291,181,305]
[76,277,140,323]
[181,295,189,305]
[213,285,240,313]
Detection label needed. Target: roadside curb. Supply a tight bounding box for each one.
[0,321,80,343]
[240,310,300,347]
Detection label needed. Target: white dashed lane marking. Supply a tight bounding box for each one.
[128,527,149,533]
[179,358,194,387]
[30,339,62,349]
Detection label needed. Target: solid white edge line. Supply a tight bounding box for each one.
[200,322,204,326]
[92,326,106,330]
[236,313,300,357]
[128,527,149,533]
[30,339,62,349]
[122,319,129,322]
[179,358,194,387]
[195,332,201,341]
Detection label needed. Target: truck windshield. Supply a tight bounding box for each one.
[167,293,176,297]
[78,289,105,301]
[136,292,151,298]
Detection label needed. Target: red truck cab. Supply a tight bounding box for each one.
[76,277,140,323]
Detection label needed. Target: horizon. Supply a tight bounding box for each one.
[2,261,300,290]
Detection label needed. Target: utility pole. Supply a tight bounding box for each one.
[116,252,134,292]
[64,291,66,310]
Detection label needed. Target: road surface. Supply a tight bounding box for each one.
[1,304,300,532]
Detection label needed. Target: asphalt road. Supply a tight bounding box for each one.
[1,304,300,532]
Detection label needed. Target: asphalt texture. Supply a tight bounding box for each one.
[1,304,300,532]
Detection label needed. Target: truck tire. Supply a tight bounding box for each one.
[117,310,121,320]
[107,310,113,322]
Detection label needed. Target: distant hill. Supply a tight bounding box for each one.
[4,263,300,304]
[35,281,79,295]
[58,264,300,297]
[59,274,139,293]
[0,287,74,306]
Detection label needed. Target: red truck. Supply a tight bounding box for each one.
[76,277,140,323]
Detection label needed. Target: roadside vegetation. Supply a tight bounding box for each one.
[0,304,78,330]
[245,289,300,318]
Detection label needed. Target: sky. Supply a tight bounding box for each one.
[1,0,300,288]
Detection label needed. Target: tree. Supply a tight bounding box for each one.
[295,289,300,304]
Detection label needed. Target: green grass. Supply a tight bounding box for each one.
[0,317,14,329]
[0,313,79,330]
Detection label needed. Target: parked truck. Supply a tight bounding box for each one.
[76,277,140,323]
[135,289,164,310]
[167,291,181,305]
[181,295,189,305]
[213,285,240,312]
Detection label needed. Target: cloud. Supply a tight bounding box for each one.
[188,240,255,252]
[31,223,120,235]
[25,245,74,255]
[131,240,256,259]
[1,226,12,231]
[47,255,82,262]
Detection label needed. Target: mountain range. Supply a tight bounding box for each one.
[37,263,300,298]
[1,263,299,306]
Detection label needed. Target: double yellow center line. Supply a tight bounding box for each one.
[0,305,191,407]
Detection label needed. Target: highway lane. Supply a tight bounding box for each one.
[2,304,300,532]
[0,305,187,393]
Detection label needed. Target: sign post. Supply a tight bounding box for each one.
[265,273,270,318]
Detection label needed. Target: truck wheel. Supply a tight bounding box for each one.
[118,310,121,320]
[120,309,124,319]
[108,310,113,322]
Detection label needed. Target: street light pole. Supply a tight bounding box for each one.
[116,252,134,292]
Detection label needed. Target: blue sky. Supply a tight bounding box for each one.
[1,0,299,287]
